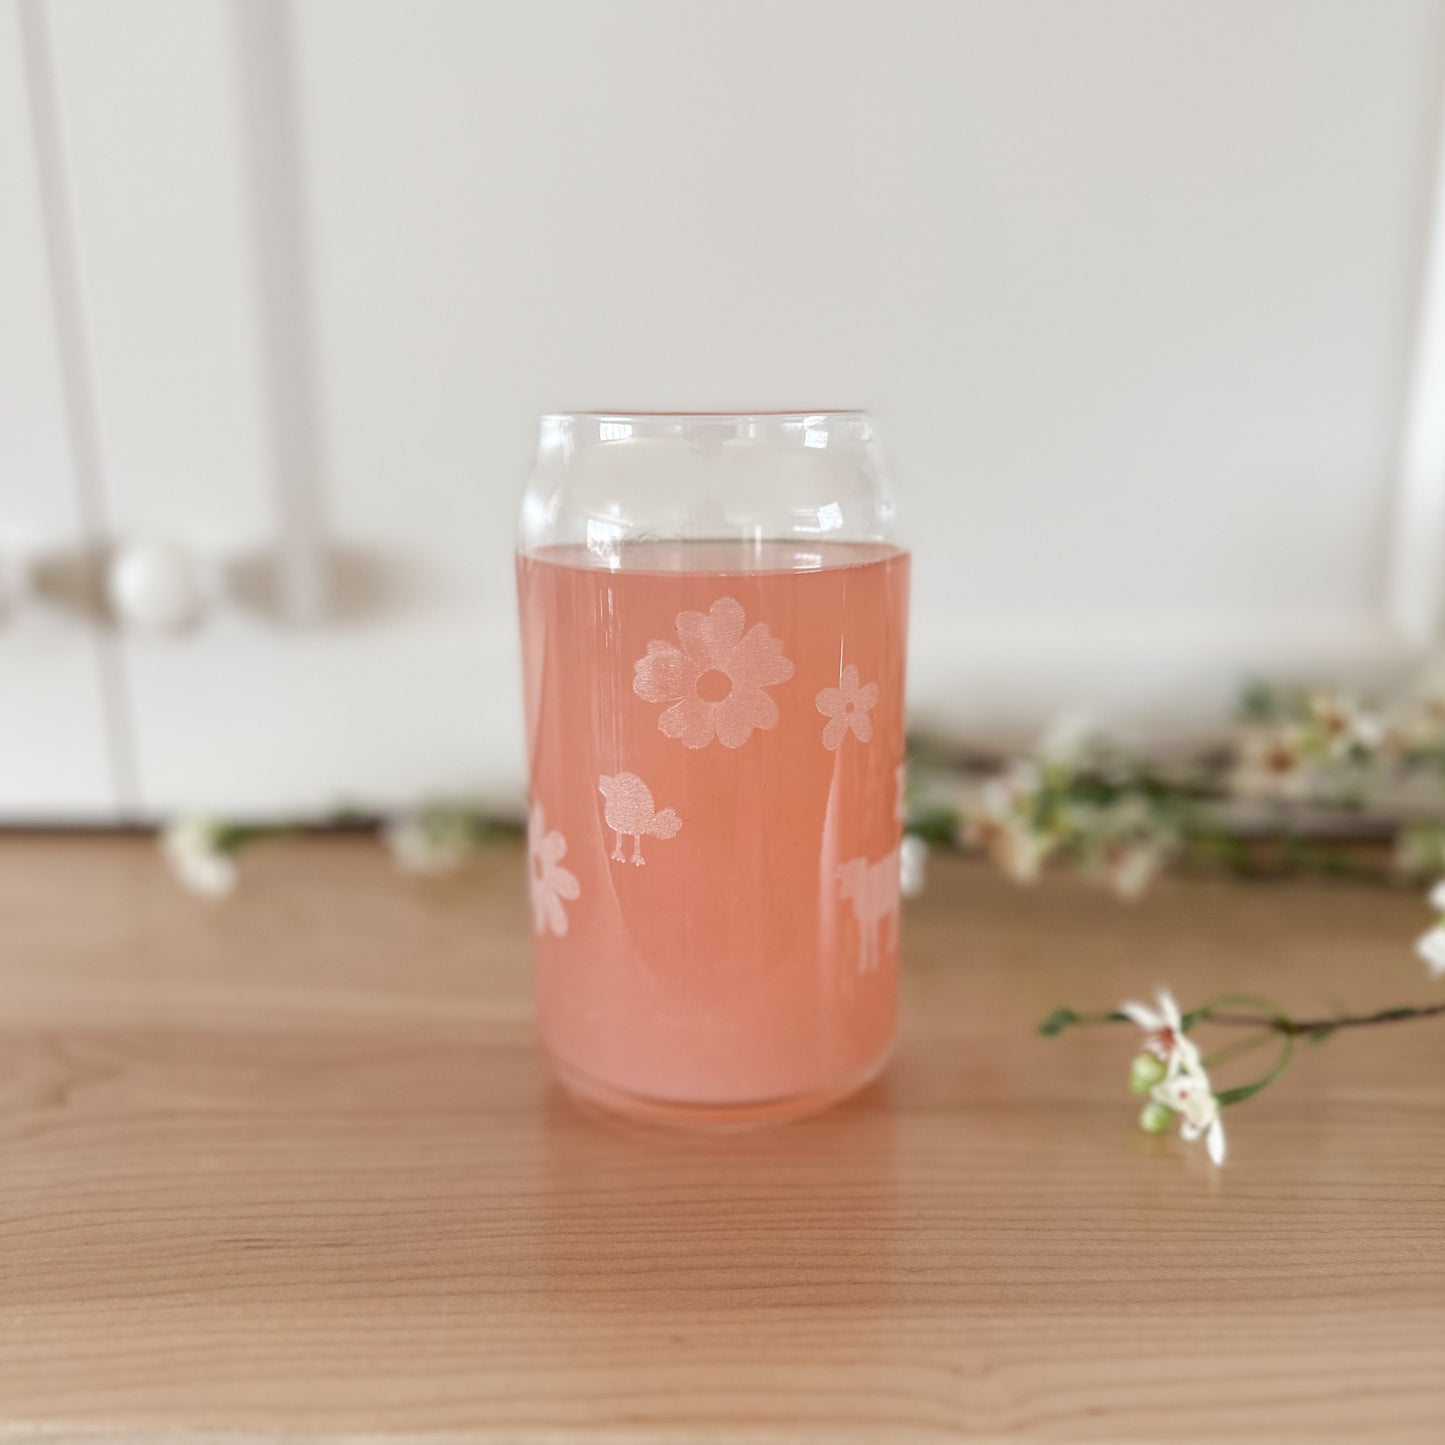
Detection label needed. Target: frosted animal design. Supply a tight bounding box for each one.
[836,846,900,973]
[598,772,682,866]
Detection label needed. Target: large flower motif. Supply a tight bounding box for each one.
[633,596,794,750]
[528,802,580,937]
[815,664,878,750]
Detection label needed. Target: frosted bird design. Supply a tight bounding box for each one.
[836,846,901,974]
[598,772,682,866]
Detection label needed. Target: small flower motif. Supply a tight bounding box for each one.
[633,596,794,750]
[815,664,878,750]
[1120,988,1201,1076]
[528,802,580,937]
[161,817,237,899]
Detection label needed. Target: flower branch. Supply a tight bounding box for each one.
[1040,989,1445,1168]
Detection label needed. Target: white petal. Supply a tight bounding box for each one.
[180,851,236,898]
[1417,927,1445,978]
[1151,1070,1219,1132]
[1108,847,1161,900]
[1120,1000,1163,1031]
[1206,1116,1227,1166]
[1155,988,1183,1032]
[899,835,928,899]
[1164,1035,1204,1077]
[1429,879,1445,912]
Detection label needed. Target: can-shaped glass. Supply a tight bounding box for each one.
[516,411,909,1125]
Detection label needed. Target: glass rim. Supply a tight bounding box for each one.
[539,409,870,423]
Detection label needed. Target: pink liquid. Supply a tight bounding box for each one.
[516,540,910,1123]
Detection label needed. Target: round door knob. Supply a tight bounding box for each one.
[106,537,210,633]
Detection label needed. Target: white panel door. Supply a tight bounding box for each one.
[30,0,1445,819]
[0,0,118,820]
[45,0,526,818]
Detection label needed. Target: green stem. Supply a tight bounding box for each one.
[1200,1029,1278,1072]
[1200,1000,1445,1037]
[1213,1027,1294,1108]
[1041,999,1445,1039]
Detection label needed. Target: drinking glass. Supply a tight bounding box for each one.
[516,411,909,1125]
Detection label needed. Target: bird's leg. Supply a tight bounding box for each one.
[631,835,646,866]
[611,830,625,862]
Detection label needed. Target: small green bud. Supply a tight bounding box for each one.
[1138,1100,1173,1134]
[1129,1052,1168,1094]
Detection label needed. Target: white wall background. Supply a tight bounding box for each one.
[4,0,1445,819]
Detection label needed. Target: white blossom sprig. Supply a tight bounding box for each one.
[161,805,515,897]
[159,817,302,898]
[937,732,1190,899]
[1041,991,1445,1168]
[385,804,509,876]
[1415,862,1445,979]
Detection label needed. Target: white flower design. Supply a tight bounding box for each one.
[632,596,794,750]
[815,664,878,750]
[528,802,580,937]
[1120,988,1201,1076]
[161,817,237,898]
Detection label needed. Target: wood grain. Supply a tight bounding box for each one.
[1,834,1442,1443]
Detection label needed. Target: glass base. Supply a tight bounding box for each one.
[546,1041,894,1131]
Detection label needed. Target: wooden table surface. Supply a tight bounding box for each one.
[2,835,1442,1443]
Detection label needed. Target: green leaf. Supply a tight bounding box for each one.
[1039,1007,1079,1037]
